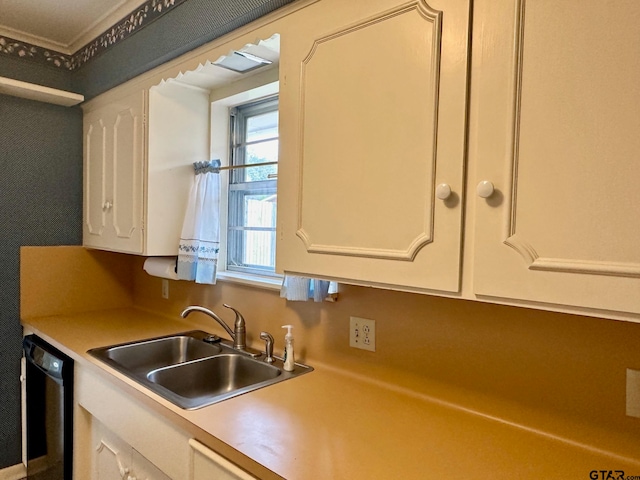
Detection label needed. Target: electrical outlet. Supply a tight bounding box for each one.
[161,279,169,299]
[350,316,375,352]
[626,368,640,418]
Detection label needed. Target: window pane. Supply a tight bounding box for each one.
[246,110,278,142]
[246,139,278,164]
[227,187,277,273]
[240,140,278,182]
[242,229,276,268]
[228,95,279,276]
[243,193,277,228]
[227,228,276,270]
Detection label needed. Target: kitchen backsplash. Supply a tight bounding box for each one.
[129,255,640,442]
[19,247,640,458]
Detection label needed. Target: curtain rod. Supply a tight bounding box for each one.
[217,161,278,171]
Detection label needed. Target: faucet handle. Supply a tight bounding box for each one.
[223,304,246,350]
[223,304,245,327]
[260,332,275,364]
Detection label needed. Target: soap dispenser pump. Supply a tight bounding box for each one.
[281,325,295,372]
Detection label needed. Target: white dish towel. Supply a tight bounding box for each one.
[177,160,221,284]
[280,275,337,302]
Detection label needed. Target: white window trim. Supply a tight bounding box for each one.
[210,76,281,291]
[215,270,282,290]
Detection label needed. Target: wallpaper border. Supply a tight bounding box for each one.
[0,0,187,71]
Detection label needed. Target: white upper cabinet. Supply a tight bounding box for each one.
[82,35,281,257]
[468,0,640,318]
[79,0,640,319]
[277,0,471,293]
[84,90,145,254]
[83,84,209,256]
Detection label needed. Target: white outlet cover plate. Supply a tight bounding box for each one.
[350,316,375,352]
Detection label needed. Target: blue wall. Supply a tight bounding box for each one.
[73,0,295,100]
[0,55,72,92]
[0,0,295,469]
[0,94,82,466]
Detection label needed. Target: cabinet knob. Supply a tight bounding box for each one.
[476,181,495,198]
[103,201,113,211]
[435,183,452,200]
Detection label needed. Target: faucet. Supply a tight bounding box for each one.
[260,332,275,364]
[181,304,246,350]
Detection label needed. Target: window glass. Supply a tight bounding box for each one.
[228,96,279,275]
[246,110,278,142]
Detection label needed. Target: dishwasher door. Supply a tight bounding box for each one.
[23,335,74,480]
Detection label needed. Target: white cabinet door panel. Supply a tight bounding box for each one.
[189,439,257,480]
[92,419,134,480]
[278,0,470,292]
[470,0,640,317]
[83,90,145,254]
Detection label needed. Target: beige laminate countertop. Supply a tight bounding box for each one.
[22,308,640,479]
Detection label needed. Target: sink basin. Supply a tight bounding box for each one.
[147,354,281,408]
[91,333,222,375]
[88,330,312,409]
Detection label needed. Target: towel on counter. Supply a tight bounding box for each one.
[280,275,337,302]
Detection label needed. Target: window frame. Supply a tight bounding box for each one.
[226,95,279,277]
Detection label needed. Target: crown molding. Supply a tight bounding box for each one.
[67,0,149,54]
[0,0,187,71]
[0,25,71,54]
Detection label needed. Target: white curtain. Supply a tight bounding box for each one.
[280,275,338,302]
[177,160,221,284]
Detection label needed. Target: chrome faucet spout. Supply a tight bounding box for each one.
[180,305,247,351]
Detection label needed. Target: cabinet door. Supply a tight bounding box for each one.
[470,0,640,317]
[132,449,172,480]
[84,90,145,254]
[92,419,134,480]
[84,107,110,248]
[189,439,257,480]
[277,0,470,292]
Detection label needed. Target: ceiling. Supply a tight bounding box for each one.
[0,0,148,54]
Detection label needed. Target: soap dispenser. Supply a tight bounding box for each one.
[281,325,295,372]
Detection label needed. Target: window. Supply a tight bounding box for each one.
[227,96,279,276]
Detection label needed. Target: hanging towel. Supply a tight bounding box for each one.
[177,160,221,284]
[280,275,337,302]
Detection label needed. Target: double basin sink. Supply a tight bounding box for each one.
[88,330,312,409]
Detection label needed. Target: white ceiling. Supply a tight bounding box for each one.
[0,0,148,54]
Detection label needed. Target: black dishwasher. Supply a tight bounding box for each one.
[23,335,73,480]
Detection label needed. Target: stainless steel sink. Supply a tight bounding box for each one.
[92,332,223,375]
[147,354,281,408]
[88,330,312,409]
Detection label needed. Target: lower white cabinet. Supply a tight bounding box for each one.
[75,364,256,480]
[189,439,257,480]
[93,418,171,480]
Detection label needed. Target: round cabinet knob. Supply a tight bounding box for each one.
[435,183,452,200]
[476,181,495,198]
[103,201,113,211]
